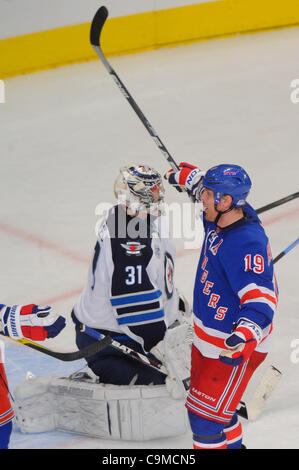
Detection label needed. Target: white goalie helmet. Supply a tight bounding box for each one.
[114,165,165,214]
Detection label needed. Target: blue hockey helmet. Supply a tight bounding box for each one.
[200,164,252,207]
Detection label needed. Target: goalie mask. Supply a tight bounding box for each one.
[114,165,165,214]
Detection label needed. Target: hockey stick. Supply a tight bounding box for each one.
[90,6,179,172]
[91,8,299,214]
[236,365,282,420]
[80,324,190,388]
[80,324,168,378]
[256,191,299,215]
[273,237,298,263]
[0,331,111,362]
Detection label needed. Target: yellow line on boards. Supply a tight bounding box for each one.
[1,0,299,78]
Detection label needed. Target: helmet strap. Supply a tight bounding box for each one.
[214,204,235,225]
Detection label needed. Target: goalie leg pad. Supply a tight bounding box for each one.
[14,374,190,440]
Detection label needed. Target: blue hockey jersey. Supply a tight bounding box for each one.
[193,204,278,359]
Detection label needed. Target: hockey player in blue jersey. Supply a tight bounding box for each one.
[165,162,278,449]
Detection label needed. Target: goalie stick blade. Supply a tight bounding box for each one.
[238,365,282,421]
[90,6,108,47]
[245,365,282,421]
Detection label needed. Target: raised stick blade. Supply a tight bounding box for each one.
[90,6,109,47]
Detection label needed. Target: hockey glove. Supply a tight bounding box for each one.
[164,162,205,198]
[219,320,262,367]
[0,304,66,341]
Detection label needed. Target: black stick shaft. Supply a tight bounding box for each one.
[90,6,179,171]
[0,331,111,361]
[273,238,298,264]
[91,8,299,215]
[256,191,299,215]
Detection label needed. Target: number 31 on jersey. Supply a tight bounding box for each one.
[125,265,142,285]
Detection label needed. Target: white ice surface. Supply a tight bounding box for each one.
[0,25,298,449]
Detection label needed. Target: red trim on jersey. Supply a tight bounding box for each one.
[0,408,15,426]
[240,288,277,306]
[193,321,226,349]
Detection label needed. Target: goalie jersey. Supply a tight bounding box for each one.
[193,203,278,359]
[74,204,178,352]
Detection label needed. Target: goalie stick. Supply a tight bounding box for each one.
[0,331,111,362]
[236,365,282,420]
[79,323,183,382]
[90,7,298,215]
[80,324,191,390]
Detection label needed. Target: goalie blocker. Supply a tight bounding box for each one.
[13,372,189,441]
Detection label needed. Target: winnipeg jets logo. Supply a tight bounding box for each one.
[121,241,146,256]
[164,252,174,299]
